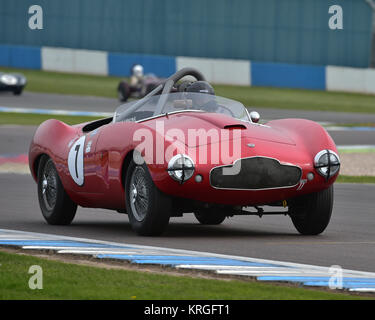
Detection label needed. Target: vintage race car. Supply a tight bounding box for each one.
[0,71,27,95]
[117,73,164,102]
[29,68,340,236]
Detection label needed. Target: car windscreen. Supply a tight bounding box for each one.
[114,92,250,122]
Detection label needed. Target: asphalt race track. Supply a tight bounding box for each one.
[1,91,375,274]
[0,173,375,272]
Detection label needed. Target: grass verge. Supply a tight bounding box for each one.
[0,250,366,300]
[0,112,102,126]
[336,175,375,184]
[2,67,375,113]
[1,67,122,98]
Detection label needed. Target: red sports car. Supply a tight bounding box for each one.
[29,68,340,236]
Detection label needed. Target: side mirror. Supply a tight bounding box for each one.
[249,111,260,123]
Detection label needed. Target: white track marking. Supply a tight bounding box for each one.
[1,228,375,292]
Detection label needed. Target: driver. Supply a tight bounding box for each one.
[183,81,218,112]
[130,64,144,90]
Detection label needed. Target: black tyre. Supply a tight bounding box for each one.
[117,81,130,102]
[194,209,226,225]
[289,185,334,235]
[37,156,77,225]
[13,87,23,95]
[125,160,172,236]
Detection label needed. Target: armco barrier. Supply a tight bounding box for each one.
[0,45,41,69]
[42,47,108,75]
[176,56,250,85]
[251,62,326,90]
[326,66,375,95]
[1,44,375,94]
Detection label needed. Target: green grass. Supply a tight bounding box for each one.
[338,148,375,154]
[214,84,375,114]
[0,112,102,126]
[2,67,375,114]
[1,67,122,98]
[327,123,375,127]
[336,175,375,184]
[0,250,366,300]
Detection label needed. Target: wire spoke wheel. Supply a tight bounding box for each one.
[129,166,150,222]
[41,161,58,211]
[125,159,172,236]
[37,156,77,225]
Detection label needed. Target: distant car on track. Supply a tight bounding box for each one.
[29,68,340,236]
[117,73,164,102]
[0,71,26,95]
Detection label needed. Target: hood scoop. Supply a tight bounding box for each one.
[223,124,247,130]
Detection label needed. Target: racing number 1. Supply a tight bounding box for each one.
[74,144,80,178]
[68,135,86,186]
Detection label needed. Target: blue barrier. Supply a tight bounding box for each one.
[0,44,333,91]
[0,45,41,69]
[108,52,176,78]
[251,62,326,90]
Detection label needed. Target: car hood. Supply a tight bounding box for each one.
[145,112,296,147]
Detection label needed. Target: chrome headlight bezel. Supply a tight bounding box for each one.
[167,154,195,183]
[314,149,340,179]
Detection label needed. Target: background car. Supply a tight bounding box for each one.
[0,71,26,95]
[117,72,164,102]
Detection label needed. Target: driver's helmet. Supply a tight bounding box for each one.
[131,64,144,78]
[185,81,216,111]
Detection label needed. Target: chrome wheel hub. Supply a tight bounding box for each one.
[42,177,48,194]
[131,184,138,204]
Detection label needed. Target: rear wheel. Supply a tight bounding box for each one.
[37,156,77,225]
[289,186,333,235]
[194,209,226,225]
[125,160,171,236]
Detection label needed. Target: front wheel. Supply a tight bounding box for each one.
[117,81,130,102]
[13,87,23,95]
[37,156,77,225]
[125,160,172,236]
[289,186,334,235]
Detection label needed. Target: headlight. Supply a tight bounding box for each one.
[167,154,195,183]
[314,150,340,179]
[0,74,18,85]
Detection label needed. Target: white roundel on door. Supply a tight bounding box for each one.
[68,135,86,186]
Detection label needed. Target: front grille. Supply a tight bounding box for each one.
[210,157,302,190]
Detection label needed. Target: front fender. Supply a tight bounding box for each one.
[28,119,80,181]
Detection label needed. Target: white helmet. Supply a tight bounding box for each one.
[132,64,144,77]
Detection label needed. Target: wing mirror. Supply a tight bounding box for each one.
[249,111,260,123]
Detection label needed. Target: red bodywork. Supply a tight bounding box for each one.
[29,112,338,211]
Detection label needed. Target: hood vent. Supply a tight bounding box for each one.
[223,124,247,130]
